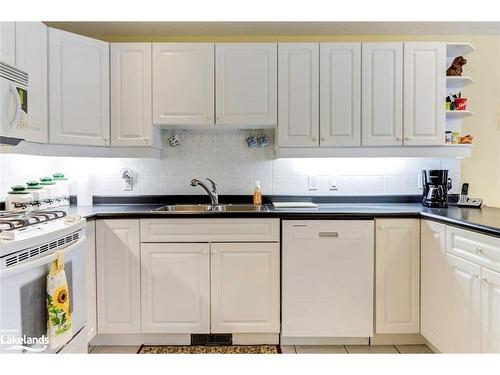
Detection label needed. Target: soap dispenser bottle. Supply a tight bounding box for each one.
[253,181,262,206]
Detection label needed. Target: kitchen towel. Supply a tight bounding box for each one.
[46,251,72,350]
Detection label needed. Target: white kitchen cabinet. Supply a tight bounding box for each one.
[445,253,481,353]
[111,43,159,147]
[84,220,97,344]
[0,22,15,65]
[420,220,448,351]
[14,22,48,143]
[141,243,210,333]
[375,219,420,334]
[403,43,446,146]
[215,43,277,126]
[153,43,214,126]
[96,220,141,334]
[282,220,374,339]
[210,242,280,333]
[48,27,109,146]
[362,43,403,146]
[320,43,361,147]
[481,267,500,353]
[277,43,319,147]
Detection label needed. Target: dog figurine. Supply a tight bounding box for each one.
[447,56,467,76]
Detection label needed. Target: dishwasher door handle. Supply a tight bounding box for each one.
[318,232,339,238]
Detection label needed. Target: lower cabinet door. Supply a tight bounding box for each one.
[420,220,447,351]
[375,219,420,334]
[210,242,280,333]
[445,253,481,353]
[481,267,500,353]
[141,243,210,333]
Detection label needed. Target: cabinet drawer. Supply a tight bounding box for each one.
[140,219,279,242]
[447,226,500,273]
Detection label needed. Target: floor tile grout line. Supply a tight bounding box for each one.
[394,345,401,354]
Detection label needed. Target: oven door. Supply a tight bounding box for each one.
[0,236,87,354]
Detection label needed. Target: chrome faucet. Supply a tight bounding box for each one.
[190,178,218,205]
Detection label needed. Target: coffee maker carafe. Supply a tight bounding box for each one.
[422,170,452,208]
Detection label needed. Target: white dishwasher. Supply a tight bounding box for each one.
[282,220,374,343]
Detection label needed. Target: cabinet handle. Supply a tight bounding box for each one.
[405,137,411,141]
[321,137,325,142]
[312,137,316,142]
[202,249,208,255]
[433,233,440,238]
[395,137,401,141]
[212,250,217,254]
[482,277,488,283]
[318,232,339,238]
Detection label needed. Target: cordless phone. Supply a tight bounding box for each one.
[457,183,483,207]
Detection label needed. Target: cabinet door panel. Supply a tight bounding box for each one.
[320,43,361,147]
[362,43,403,146]
[15,22,48,143]
[277,43,319,147]
[48,28,109,146]
[141,243,210,333]
[403,43,446,146]
[481,268,500,353]
[216,43,277,126]
[445,253,481,353]
[375,219,420,333]
[153,43,214,125]
[96,220,140,334]
[210,242,279,333]
[111,43,154,146]
[421,220,447,351]
[0,22,15,65]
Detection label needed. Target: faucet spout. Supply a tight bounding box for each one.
[190,178,219,205]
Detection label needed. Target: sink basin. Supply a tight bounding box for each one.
[153,204,268,213]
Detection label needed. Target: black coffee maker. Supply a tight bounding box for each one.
[422,170,452,208]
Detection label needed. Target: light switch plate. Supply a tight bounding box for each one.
[308,176,318,191]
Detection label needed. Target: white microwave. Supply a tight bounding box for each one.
[0,61,28,145]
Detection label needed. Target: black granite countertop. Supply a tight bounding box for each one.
[63,196,500,238]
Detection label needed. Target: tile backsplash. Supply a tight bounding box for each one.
[0,130,460,201]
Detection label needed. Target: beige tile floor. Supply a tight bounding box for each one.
[89,344,433,354]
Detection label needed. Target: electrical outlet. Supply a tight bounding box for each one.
[121,168,133,191]
[329,175,338,191]
[308,176,318,191]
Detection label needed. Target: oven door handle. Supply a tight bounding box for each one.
[0,237,86,279]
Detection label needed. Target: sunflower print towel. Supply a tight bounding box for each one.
[47,252,72,350]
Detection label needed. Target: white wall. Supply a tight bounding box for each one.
[0,129,460,201]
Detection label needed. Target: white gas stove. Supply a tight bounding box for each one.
[0,210,86,267]
[0,209,88,353]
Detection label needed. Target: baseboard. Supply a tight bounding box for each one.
[91,333,191,346]
[232,333,279,345]
[280,337,369,346]
[370,333,427,346]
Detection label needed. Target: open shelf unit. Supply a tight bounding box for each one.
[445,43,474,148]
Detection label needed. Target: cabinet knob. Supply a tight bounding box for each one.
[474,247,483,254]
[378,225,386,230]
[202,249,208,255]
[212,250,217,254]
[311,137,316,142]
[395,137,401,141]
[405,137,411,141]
[321,137,325,142]
[433,233,440,238]
[482,277,488,283]
[144,136,149,141]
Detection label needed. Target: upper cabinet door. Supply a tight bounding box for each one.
[277,43,319,147]
[0,22,15,65]
[362,43,403,146]
[111,43,154,146]
[320,43,361,147]
[216,43,277,126]
[14,22,48,143]
[153,43,214,126]
[48,28,109,146]
[403,42,446,146]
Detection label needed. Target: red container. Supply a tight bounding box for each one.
[455,97,467,111]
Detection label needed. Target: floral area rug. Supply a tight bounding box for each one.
[138,345,280,354]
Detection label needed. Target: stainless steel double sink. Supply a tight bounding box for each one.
[153,204,268,213]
